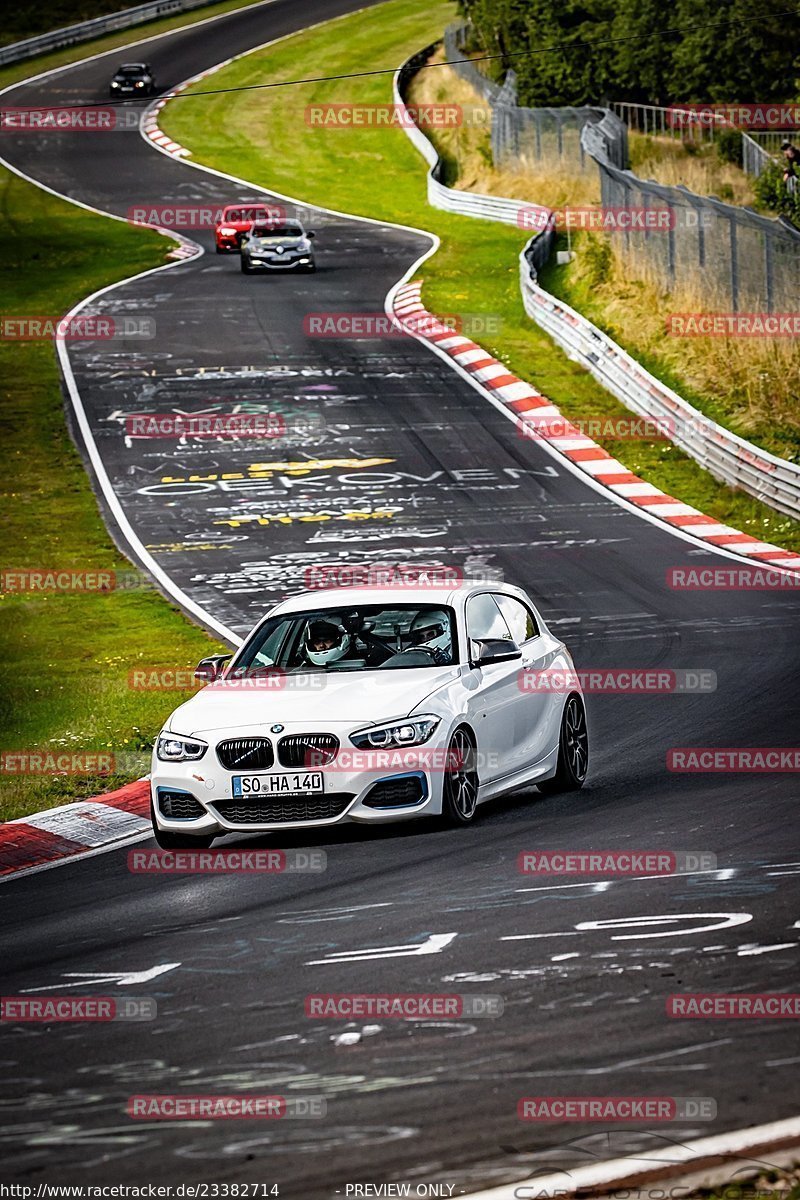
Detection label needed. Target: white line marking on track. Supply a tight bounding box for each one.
[23,963,180,991]
[307,932,457,965]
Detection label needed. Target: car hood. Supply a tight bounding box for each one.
[166,665,462,736]
[248,237,304,250]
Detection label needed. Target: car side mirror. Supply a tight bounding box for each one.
[307,231,316,239]
[195,654,232,683]
[469,638,521,667]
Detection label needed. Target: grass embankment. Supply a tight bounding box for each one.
[160,0,800,554]
[0,171,223,822]
[412,52,800,466]
[627,131,760,210]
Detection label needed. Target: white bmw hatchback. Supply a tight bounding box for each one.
[150,583,588,847]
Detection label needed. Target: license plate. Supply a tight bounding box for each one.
[232,771,324,798]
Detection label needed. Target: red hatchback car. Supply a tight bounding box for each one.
[214,204,282,252]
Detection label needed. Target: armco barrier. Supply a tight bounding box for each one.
[518,272,800,520]
[394,47,553,250]
[395,46,800,522]
[0,0,220,66]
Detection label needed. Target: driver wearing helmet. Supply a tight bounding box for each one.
[408,609,452,665]
[303,618,353,667]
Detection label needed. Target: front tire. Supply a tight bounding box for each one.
[537,694,588,794]
[441,727,479,826]
[240,259,253,274]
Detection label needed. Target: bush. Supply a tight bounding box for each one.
[753,160,800,227]
[716,128,743,166]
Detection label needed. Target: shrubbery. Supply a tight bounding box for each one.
[456,0,800,110]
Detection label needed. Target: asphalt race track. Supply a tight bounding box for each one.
[1,0,799,1192]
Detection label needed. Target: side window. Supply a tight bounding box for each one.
[466,593,513,642]
[495,594,538,644]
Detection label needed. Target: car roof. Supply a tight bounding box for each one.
[119,62,148,68]
[271,582,517,613]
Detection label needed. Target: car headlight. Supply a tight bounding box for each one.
[297,238,311,251]
[135,81,145,88]
[218,226,237,236]
[157,733,207,762]
[111,81,120,88]
[350,715,439,749]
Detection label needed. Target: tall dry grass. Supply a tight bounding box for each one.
[628,132,758,209]
[406,53,800,458]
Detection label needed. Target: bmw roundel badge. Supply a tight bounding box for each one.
[271,724,285,733]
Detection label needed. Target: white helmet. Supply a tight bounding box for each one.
[305,618,351,666]
[409,609,451,662]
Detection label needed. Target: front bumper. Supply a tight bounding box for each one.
[243,254,314,270]
[151,750,442,835]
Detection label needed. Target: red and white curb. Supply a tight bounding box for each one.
[0,780,151,881]
[393,282,800,573]
[142,97,192,158]
[141,61,227,161]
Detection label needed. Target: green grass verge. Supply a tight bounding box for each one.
[0,168,224,822]
[160,0,800,554]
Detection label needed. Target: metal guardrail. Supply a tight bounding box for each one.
[518,268,800,520]
[0,0,218,66]
[395,48,552,234]
[610,100,785,181]
[396,43,800,522]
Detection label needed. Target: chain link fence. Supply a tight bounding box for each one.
[444,22,800,311]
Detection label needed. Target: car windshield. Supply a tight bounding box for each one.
[118,66,146,76]
[231,605,458,674]
[251,223,303,238]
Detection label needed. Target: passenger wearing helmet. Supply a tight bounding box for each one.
[408,609,452,665]
[304,618,352,667]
